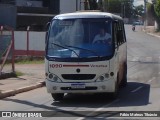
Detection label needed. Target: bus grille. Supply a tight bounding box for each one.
[61,74,96,80]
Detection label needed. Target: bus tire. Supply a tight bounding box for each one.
[121,62,127,87]
[110,75,119,99]
[51,93,64,101]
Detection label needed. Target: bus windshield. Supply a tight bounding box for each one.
[47,18,114,60]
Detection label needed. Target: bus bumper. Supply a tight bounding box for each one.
[45,79,116,93]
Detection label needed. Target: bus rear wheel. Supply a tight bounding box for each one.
[51,93,64,101]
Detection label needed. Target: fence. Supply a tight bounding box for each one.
[0,25,15,76]
[14,30,45,57]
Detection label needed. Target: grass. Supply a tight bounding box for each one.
[15,59,44,64]
[15,56,44,64]
[0,57,44,79]
[15,71,24,76]
[2,56,44,65]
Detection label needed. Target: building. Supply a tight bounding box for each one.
[0,0,85,31]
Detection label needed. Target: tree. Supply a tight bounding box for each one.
[84,0,90,10]
[97,0,104,11]
[154,0,160,30]
[146,3,155,25]
[133,5,144,18]
[88,0,98,10]
[154,0,160,18]
[104,0,121,13]
[103,0,133,18]
[122,0,134,18]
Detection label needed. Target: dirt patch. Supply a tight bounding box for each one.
[145,26,160,36]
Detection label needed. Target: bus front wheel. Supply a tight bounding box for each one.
[120,62,127,87]
[51,93,64,101]
[110,76,119,99]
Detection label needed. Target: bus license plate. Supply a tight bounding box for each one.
[71,83,85,89]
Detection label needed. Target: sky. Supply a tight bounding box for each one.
[134,0,152,6]
[134,0,144,6]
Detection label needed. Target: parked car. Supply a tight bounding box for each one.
[133,21,143,25]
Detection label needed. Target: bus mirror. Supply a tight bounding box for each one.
[45,22,50,44]
[45,22,50,31]
[45,31,48,44]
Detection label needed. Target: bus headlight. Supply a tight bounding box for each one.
[53,75,58,81]
[96,73,110,82]
[47,73,61,82]
[105,73,109,78]
[99,76,105,81]
[49,74,53,79]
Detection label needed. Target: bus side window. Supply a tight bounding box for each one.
[116,21,125,45]
[117,30,123,44]
[114,23,118,48]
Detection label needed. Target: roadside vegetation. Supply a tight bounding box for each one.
[0,56,44,79]
[15,56,44,64]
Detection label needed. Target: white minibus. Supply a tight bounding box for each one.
[45,12,127,101]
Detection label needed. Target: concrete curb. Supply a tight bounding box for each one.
[147,33,160,38]
[0,81,45,99]
[143,29,160,38]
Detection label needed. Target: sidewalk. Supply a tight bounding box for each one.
[143,26,160,38]
[0,64,45,99]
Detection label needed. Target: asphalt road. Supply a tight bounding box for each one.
[0,25,160,120]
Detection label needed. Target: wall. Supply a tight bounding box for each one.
[0,4,17,29]
[60,0,84,14]
[15,0,42,7]
[14,31,45,56]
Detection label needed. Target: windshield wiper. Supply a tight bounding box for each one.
[51,43,79,57]
[65,45,100,57]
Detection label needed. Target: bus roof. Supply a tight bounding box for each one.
[53,12,123,20]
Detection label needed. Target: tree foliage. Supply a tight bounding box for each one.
[106,0,121,13]
[123,0,134,18]
[103,0,133,18]
[154,0,160,30]
[154,0,160,18]
[88,0,134,18]
[132,5,144,19]
[88,0,98,10]
[97,0,104,11]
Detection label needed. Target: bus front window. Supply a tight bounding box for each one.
[47,18,113,60]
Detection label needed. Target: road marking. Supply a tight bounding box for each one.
[146,57,152,62]
[147,77,155,83]
[131,86,143,93]
[131,77,156,93]
[132,57,139,62]
[75,99,120,120]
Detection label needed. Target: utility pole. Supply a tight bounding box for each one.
[76,0,78,11]
[144,0,147,30]
[121,2,124,18]
[80,0,89,10]
[84,0,89,10]
[98,0,104,11]
[105,0,109,12]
